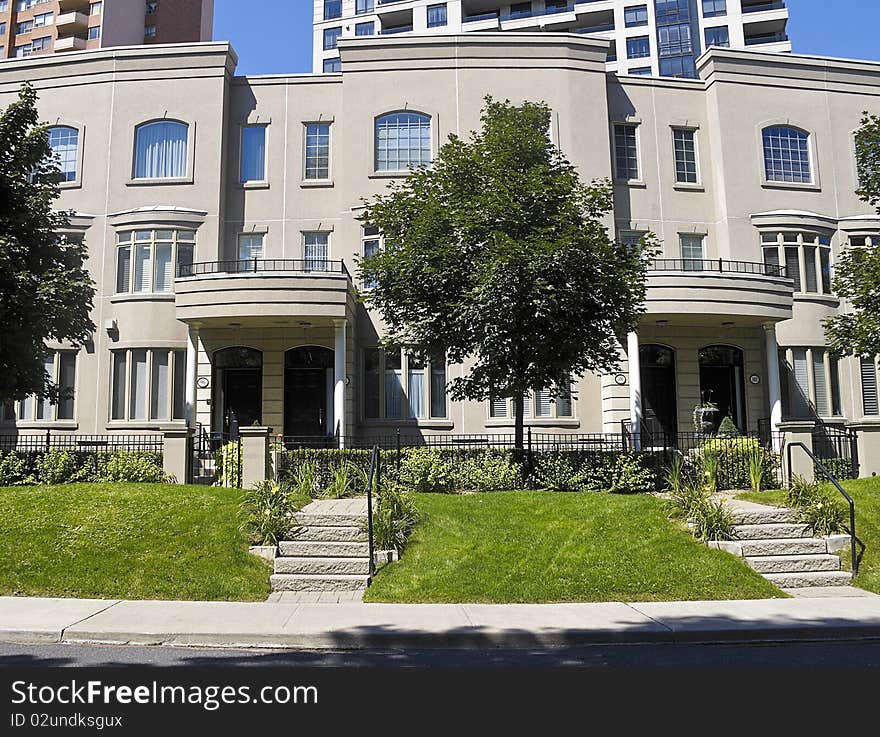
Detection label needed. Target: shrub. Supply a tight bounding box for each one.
[398,447,457,494]
[0,451,33,486]
[319,462,367,499]
[531,452,591,492]
[36,449,93,485]
[786,475,847,536]
[787,474,820,508]
[815,457,855,481]
[286,460,321,499]
[240,480,300,546]
[717,415,740,438]
[369,483,421,552]
[457,450,522,492]
[699,437,780,491]
[666,480,708,521]
[591,452,657,494]
[98,451,168,484]
[689,496,735,542]
[215,441,242,488]
[665,453,685,494]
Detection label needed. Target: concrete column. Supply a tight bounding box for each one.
[239,426,272,489]
[763,322,783,451]
[779,420,815,485]
[849,420,880,479]
[334,319,347,445]
[627,331,642,450]
[185,323,201,428]
[162,428,193,485]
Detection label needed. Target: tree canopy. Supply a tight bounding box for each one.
[0,84,95,406]
[825,113,880,358]
[359,97,656,447]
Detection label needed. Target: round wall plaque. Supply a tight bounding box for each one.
[749,374,761,385]
[197,377,210,389]
[614,374,628,386]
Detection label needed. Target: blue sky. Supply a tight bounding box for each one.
[214,0,880,76]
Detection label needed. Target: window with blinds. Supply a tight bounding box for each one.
[761,231,832,293]
[781,348,843,419]
[11,351,78,423]
[862,357,879,416]
[364,348,447,420]
[111,348,186,422]
[116,229,195,294]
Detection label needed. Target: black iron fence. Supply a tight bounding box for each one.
[190,427,240,487]
[0,433,163,453]
[647,258,788,278]
[178,259,350,278]
[812,424,859,480]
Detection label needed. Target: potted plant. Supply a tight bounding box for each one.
[693,394,719,436]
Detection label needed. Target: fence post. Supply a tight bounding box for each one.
[527,427,533,479]
[239,426,272,489]
[163,427,194,485]
[396,428,401,472]
[45,428,51,452]
[779,421,816,485]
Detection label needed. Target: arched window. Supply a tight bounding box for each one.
[375,112,431,172]
[762,126,812,184]
[48,126,78,182]
[134,120,189,179]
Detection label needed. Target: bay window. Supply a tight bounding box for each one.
[116,229,194,293]
[761,231,832,294]
[111,348,186,422]
[363,348,447,420]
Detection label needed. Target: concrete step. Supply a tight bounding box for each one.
[733,523,813,540]
[293,513,365,528]
[278,541,369,558]
[289,526,367,543]
[274,556,371,576]
[270,574,370,592]
[763,571,852,589]
[740,538,828,556]
[746,554,841,574]
[729,507,799,525]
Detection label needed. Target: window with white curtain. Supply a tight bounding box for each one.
[10,351,77,423]
[116,229,195,294]
[240,125,266,183]
[364,348,447,420]
[304,232,329,270]
[111,348,186,422]
[238,233,264,263]
[48,126,78,182]
[133,120,189,179]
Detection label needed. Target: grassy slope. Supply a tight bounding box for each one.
[740,478,880,593]
[0,483,307,601]
[365,491,782,603]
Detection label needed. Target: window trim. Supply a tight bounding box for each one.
[128,118,195,186]
[671,125,702,188]
[757,121,821,191]
[611,120,644,186]
[302,120,333,185]
[108,346,187,426]
[371,109,434,177]
[2,350,79,428]
[113,228,196,297]
[47,120,85,189]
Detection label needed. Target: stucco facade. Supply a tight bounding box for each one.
[0,34,878,460]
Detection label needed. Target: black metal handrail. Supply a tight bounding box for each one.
[786,441,862,576]
[647,258,787,278]
[365,444,379,578]
[177,259,350,278]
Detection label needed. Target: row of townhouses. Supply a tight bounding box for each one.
[0,32,879,474]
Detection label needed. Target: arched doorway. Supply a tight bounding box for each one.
[213,347,262,433]
[699,345,746,433]
[640,344,677,439]
[284,346,334,437]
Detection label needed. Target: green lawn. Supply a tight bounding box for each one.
[364,491,782,603]
[740,478,880,594]
[0,483,304,601]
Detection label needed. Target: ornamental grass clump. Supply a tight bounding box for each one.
[240,480,300,546]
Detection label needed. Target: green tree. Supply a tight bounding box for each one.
[359,97,656,449]
[0,84,95,406]
[824,113,880,357]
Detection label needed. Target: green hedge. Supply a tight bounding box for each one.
[0,449,167,487]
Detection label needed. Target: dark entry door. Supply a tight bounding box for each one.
[284,368,327,437]
[699,345,746,433]
[223,369,262,431]
[640,345,677,440]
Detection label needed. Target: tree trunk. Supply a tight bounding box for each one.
[514,393,525,451]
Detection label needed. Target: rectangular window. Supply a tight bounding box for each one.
[323,26,342,50]
[134,237,152,293]
[673,128,698,184]
[364,348,446,421]
[116,229,196,294]
[356,0,374,13]
[32,11,52,27]
[30,35,50,52]
[490,397,508,418]
[238,233,264,262]
[862,357,879,416]
[364,348,380,419]
[153,235,173,293]
[820,247,832,295]
[13,351,78,424]
[427,3,447,28]
[172,352,186,421]
[57,352,76,420]
[90,2,102,14]
[129,349,148,421]
[384,350,403,419]
[240,125,266,183]
[355,21,374,36]
[791,349,810,418]
[658,22,693,56]
[304,232,329,270]
[324,0,342,20]
[323,57,341,73]
[407,355,425,419]
[430,352,446,418]
[362,226,380,289]
[626,36,650,59]
[112,348,186,423]
[112,352,127,421]
[705,26,729,48]
[680,234,704,269]
[624,5,648,27]
[36,355,56,420]
[784,246,801,291]
[17,20,34,34]
[510,2,532,19]
[701,0,726,17]
[812,351,828,417]
[629,67,651,76]
[613,124,639,181]
[804,245,818,293]
[144,25,155,38]
[304,122,331,180]
[150,350,170,420]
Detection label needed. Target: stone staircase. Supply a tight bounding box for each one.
[270,499,371,593]
[717,500,852,590]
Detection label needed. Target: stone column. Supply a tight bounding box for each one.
[779,420,815,485]
[849,420,880,479]
[763,322,783,451]
[334,319,347,446]
[627,331,642,450]
[163,428,193,485]
[239,426,272,489]
[185,323,201,428]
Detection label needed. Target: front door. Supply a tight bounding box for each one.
[284,368,327,437]
[223,369,262,431]
[640,345,677,440]
[699,345,746,433]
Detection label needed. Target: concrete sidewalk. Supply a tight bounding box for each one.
[5,596,880,649]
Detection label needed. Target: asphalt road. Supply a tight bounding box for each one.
[4,640,880,668]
